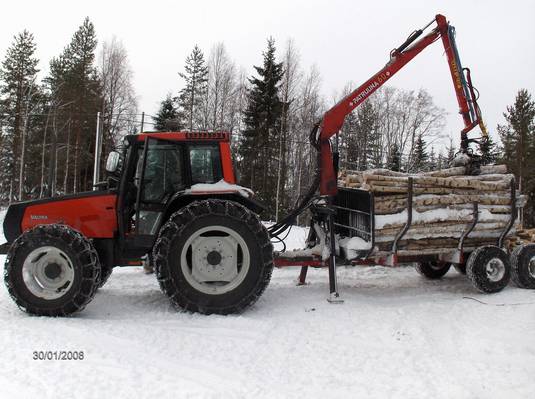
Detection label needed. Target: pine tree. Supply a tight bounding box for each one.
[178,45,208,130]
[0,30,40,202]
[153,94,181,131]
[239,38,284,217]
[412,133,428,172]
[479,135,497,165]
[46,17,101,194]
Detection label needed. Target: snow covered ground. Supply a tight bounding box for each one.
[1,216,534,398]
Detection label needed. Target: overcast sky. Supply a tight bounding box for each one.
[1,0,534,150]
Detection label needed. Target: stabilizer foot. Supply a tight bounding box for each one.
[327,292,344,304]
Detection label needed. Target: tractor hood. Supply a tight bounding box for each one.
[3,190,118,244]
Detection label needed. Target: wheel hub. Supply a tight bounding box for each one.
[206,250,222,266]
[486,258,505,282]
[22,246,75,300]
[181,226,251,295]
[44,263,62,279]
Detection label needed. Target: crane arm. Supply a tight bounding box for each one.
[317,14,488,196]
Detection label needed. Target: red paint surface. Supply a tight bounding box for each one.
[21,194,118,238]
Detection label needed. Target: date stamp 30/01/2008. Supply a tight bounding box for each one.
[32,351,85,360]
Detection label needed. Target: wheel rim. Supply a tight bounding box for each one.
[528,256,535,278]
[180,225,251,295]
[485,258,505,282]
[22,246,75,300]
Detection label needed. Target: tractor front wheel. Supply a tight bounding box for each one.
[4,224,100,316]
[154,200,273,315]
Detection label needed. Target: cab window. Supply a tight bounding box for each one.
[189,144,222,184]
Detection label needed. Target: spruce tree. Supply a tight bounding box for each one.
[412,133,428,172]
[387,143,401,172]
[240,38,284,216]
[153,94,181,131]
[498,89,535,225]
[428,146,437,171]
[479,135,497,165]
[445,138,456,165]
[0,30,39,202]
[178,45,208,130]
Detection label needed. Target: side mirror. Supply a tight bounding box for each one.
[105,151,121,173]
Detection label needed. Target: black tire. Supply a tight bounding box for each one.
[154,199,273,315]
[96,265,113,288]
[453,263,467,274]
[510,244,535,289]
[466,245,510,293]
[415,261,451,279]
[4,224,100,316]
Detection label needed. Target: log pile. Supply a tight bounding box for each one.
[339,165,519,256]
[507,229,535,251]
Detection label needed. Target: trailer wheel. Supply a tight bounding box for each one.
[4,224,100,316]
[466,246,510,293]
[415,261,451,279]
[154,200,273,315]
[510,244,535,289]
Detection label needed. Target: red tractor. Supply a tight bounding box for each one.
[4,14,533,316]
[2,132,273,315]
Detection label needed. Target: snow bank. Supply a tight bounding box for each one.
[0,211,534,398]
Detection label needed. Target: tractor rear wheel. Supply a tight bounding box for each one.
[415,261,451,279]
[467,245,510,293]
[4,224,100,316]
[154,200,273,315]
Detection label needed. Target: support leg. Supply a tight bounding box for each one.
[327,210,343,303]
[297,266,308,286]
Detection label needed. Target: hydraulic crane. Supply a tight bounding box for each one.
[318,14,488,196]
[270,14,490,302]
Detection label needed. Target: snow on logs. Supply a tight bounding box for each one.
[338,165,519,255]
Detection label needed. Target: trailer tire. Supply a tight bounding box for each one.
[510,244,535,289]
[154,200,273,315]
[415,261,451,279]
[4,224,100,316]
[467,245,510,293]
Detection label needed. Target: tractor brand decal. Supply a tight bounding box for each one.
[30,215,48,220]
[350,81,379,107]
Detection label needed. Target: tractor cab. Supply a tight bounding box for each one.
[110,132,237,260]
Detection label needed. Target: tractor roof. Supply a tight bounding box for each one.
[127,131,231,143]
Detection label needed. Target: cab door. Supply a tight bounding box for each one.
[121,137,186,255]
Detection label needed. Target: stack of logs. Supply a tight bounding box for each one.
[339,165,519,256]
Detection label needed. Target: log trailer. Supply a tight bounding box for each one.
[2,14,534,316]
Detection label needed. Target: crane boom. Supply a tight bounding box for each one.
[317,14,488,196]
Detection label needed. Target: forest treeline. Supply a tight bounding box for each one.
[1,18,534,225]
